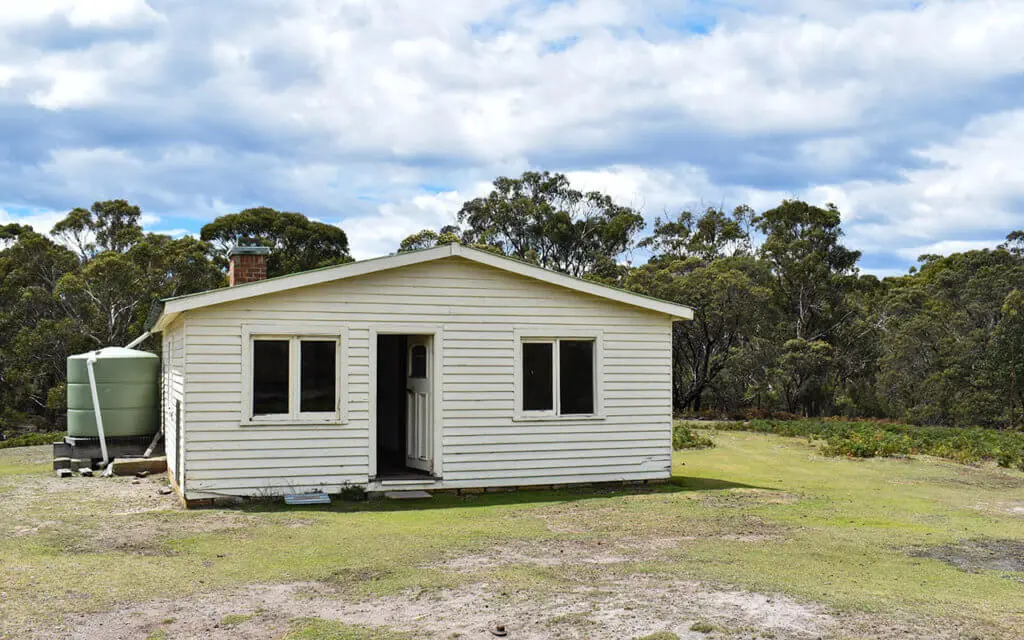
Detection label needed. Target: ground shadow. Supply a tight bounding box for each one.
[235,475,777,514]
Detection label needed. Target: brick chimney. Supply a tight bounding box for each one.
[227,246,271,286]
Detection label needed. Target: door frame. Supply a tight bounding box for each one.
[368,325,444,479]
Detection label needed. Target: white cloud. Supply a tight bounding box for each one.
[798,108,1024,257]
[0,0,160,28]
[896,240,1004,262]
[1,1,1024,267]
[341,186,492,260]
[0,206,64,234]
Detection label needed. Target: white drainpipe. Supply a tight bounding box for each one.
[85,353,109,466]
[124,330,158,457]
[124,331,151,350]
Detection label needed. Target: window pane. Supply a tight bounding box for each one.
[410,344,427,378]
[253,340,289,415]
[301,340,337,413]
[559,340,594,414]
[522,342,553,411]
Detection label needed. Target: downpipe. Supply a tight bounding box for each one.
[85,353,109,466]
[124,331,151,350]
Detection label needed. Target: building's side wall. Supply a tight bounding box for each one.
[161,316,186,490]
[181,256,673,498]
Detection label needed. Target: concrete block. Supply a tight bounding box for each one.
[53,442,72,458]
[52,457,71,471]
[383,490,432,499]
[110,457,167,476]
[57,468,73,479]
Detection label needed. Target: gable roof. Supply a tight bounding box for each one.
[151,243,693,331]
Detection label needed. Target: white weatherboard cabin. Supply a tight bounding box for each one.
[149,243,693,504]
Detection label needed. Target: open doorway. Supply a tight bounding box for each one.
[375,334,434,480]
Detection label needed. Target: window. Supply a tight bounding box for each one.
[522,342,553,411]
[516,332,601,419]
[253,339,289,415]
[409,344,428,378]
[245,328,346,424]
[300,340,337,412]
[559,340,594,414]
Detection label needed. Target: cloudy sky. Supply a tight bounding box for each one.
[1,0,1023,274]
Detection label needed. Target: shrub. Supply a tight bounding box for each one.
[689,621,715,633]
[673,424,714,450]
[339,483,368,501]
[705,419,1024,467]
[0,431,65,450]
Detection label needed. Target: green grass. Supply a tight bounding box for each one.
[284,618,411,640]
[0,444,52,475]
[220,612,256,627]
[1,431,1023,637]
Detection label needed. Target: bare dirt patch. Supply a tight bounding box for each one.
[0,468,277,557]
[54,575,982,640]
[909,539,1024,573]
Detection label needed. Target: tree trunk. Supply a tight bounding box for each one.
[1011,364,1016,429]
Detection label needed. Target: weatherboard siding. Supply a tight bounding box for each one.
[179,256,672,499]
[161,316,186,489]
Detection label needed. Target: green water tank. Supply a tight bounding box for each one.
[67,347,160,438]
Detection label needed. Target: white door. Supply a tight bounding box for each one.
[405,336,432,472]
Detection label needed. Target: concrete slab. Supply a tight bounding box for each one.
[110,457,167,476]
[383,490,432,499]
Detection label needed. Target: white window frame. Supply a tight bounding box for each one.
[513,327,604,422]
[241,323,349,426]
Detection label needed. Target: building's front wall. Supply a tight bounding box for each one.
[177,256,673,499]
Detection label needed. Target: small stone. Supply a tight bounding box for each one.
[57,469,73,479]
[136,470,151,478]
[132,479,141,485]
[158,486,173,495]
[78,467,94,477]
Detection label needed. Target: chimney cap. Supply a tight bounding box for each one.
[227,245,271,257]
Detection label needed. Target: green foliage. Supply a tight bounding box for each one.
[754,200,860,342]
[628,207,771,412]
[689,621,715,633]
[672,424,715,450]
[200,206,352,277]
[457,171,645,277]
[705,419,1024,467]
[8,186,1024,436]
[339,483,368,501]
[396,225,462,253]
[0,200,336,430]
[0,431,65,449]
